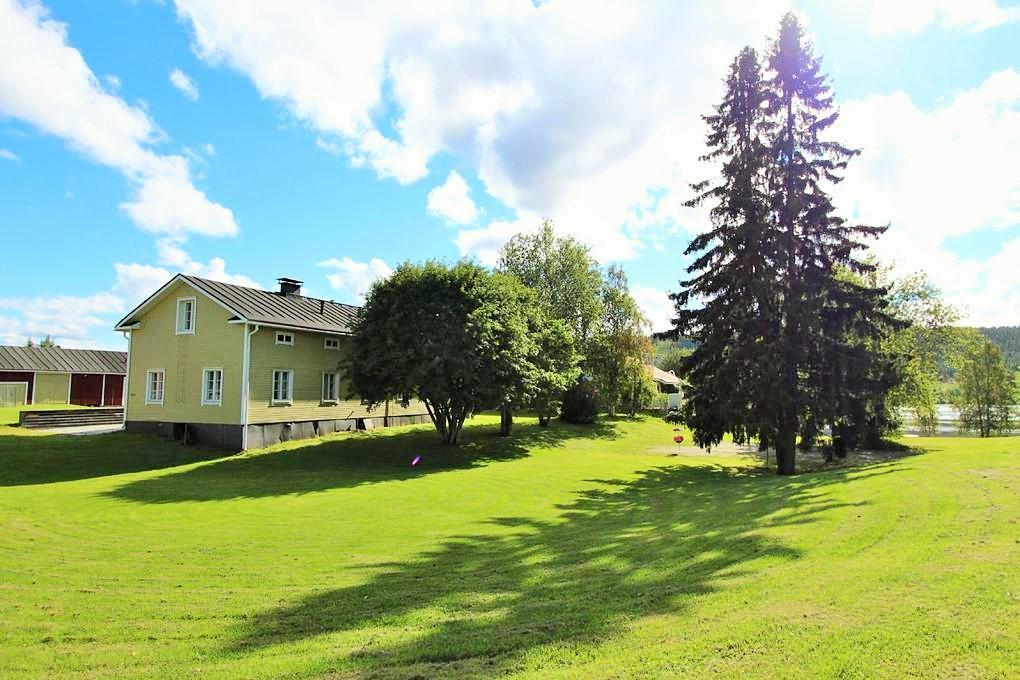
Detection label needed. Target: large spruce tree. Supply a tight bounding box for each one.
[767,13,896,469]
[669,46,779,450]
[670,13,897,474]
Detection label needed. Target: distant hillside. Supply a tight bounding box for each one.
[652,338,695,362]
[977,327,1020,370]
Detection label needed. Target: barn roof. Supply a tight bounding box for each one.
[114,274,361,335]
[0,345,127,374]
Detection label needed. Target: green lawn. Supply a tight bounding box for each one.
[0,416,1017,678]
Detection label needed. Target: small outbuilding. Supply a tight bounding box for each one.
[647,365,684,394]
[646,364,685,410]
[0,345,127,408]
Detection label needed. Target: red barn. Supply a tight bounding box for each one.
[0,345,127,408]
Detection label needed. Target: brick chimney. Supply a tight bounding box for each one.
[277,277,303,295]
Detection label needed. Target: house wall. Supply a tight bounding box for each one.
[34,373,70,403]
[121,278,428,450]
[246,330,429,426]
[125,279,244,425]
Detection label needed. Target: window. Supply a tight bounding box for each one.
[145,370,164,405]
[272,369,293,404]
[275,331,294,346]
[323,337,341,350]
[202,368,223,406]
[176,298,196,334]
[321,372,338,403]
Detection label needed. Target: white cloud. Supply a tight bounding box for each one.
[0,242,259,349]
[0,0,237,238]
[317,256,393,302]
[173,0,789,260]
[169,67,200,100]
[631,284,674,334]
[867,0,1019,35]
[119,158,237,237]
[155,237,191,268]
[834,68,1020,326]
[427,170,478,224]
[112,262,174,309]
[0,292,124,349]
[150,237,260,289]
[454,215,542,267]
[315,137,343,155]
[0,148,18,161]
[182,256,260,289]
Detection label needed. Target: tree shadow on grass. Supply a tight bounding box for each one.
[0,431,227,486]
[224,462,902,675]
[105,418,621,504]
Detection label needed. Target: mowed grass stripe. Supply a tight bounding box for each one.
[0,415,1017,677]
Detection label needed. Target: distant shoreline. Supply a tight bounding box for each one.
[900,404,1020,436]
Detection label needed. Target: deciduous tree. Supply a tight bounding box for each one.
[955,335,1015,437]
[498,220,604,349]
[882,270,960,434]
[349,261,544,444]
[591,266,652,416]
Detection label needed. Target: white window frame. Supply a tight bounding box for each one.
[323,336,341,350]
[201,368,223,406]
[175,297,196,335]
[272,369,294,404]
[145,369,165,405]
[321,371,338,403]
[275,331,294,346]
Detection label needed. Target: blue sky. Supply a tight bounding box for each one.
[1,0,1018,349]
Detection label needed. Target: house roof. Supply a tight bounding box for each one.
[114,274,361,335]
[647,364,683,386]
[0,345,127,374]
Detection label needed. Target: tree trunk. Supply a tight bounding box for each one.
[833,434,846,459]
[776,419,797,475]
[446,405,466,445]
[499,405,513,437]
[426,399,465,445]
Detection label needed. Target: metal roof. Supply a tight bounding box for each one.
[0,345,127,374]
[115,274,361,335]
[647,364,683,386]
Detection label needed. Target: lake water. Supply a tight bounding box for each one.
[900,404,1020,436]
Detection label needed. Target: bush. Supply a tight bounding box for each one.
[648,393,671,410]
[560,379,599,424]
[663,408,683,426]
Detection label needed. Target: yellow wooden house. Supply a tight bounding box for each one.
[114,275,428,450]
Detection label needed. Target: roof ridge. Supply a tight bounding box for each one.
[116,274,360,335]
[183,274,361,310]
